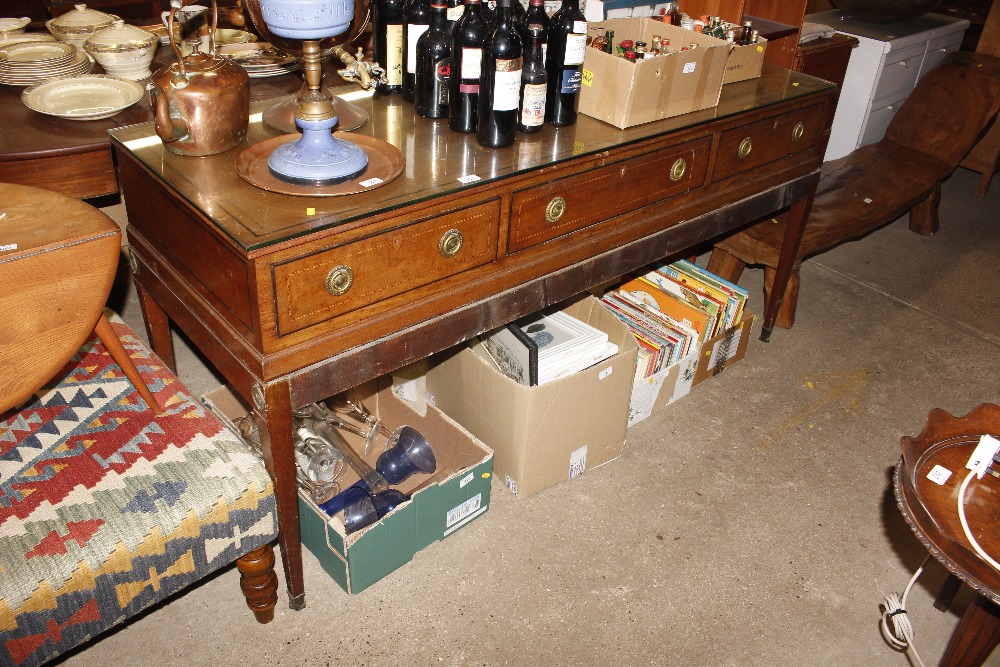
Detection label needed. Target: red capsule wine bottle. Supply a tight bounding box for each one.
[375,0,407,94]
[403,0,431,102]
[416,1,451,118]
[448,0,488,133]
[518,23,546,133]
[544,0,585,126]
[477,0,522,148]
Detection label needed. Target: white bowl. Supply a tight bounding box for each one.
[0,17,30,35]
[84,19,158,80]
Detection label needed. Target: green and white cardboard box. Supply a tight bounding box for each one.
[297,378,493,594]
[203,379,494,595]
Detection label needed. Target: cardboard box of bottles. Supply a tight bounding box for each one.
[202,380,494,595]
[424,295,638,498]
[723,38,767,84]
[579,19,730,129]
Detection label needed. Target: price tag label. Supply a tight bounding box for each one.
[582,68,593,87]
[359,177,383,187]
[683,61,697,74]
[927,465,952,485]
[458,174,481,184]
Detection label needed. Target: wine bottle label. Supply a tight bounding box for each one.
[387,24,404,85]
[520,82,545,126]
[560,68,581,94]
[572,20,586,34]
[564,33,586,66]
[493,57,523,111]
[447,4,465,21]
[407,24,429,73]
[436,56,452,104]
[461,47,482,79]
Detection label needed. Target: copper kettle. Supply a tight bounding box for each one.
[148,0,250,156]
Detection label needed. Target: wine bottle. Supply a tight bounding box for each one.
[403,0,431,102]
[544,0,585,126]
[477,0,522,148]
[448,0,488,133]
[518,23,546,134]
[374,0,406,94]
[446,0,465,37]
[416,1,451,118]
[520,0,548,48]
[481,0,496,28]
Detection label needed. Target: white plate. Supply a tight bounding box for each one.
[0,40,75,63]
[0,34,56,49]
[21,74,144,120]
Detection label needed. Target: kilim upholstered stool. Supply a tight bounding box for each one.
[0,314,280,667]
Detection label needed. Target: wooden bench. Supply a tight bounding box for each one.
[708,52,1000,329]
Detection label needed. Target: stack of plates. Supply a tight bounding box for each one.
[219,43,299,78]
[0,33,57,49]
[21,74,144,121]
[0,41,92,86]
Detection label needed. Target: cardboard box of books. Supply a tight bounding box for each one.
[425,295,638,498]
[601,259,752,425]
[579,19,731,128]
[692,309,755,386]
[202,380,494,595]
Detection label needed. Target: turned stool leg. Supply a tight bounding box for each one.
[94,313,164,414]
[909,183,941,236]
[236,544,279,624]
[938,593,1000,667]
[707,248,747,284]
[763,266,800,330]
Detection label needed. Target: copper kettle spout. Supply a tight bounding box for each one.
[149,84,190,145]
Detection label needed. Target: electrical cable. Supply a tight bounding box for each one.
[957,468,1000,571]
[880,554,930,667]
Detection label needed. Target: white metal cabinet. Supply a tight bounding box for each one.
[809,11,969,161]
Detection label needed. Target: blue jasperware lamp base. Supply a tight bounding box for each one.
[267,116,369,186]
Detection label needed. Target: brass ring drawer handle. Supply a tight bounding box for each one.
[545,196,566,223]
[791,122,805,142]
[439,228,464,257]
[325,265,354,296]
[737,137,752,159]
[669,157,687,181]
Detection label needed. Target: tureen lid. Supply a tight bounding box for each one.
[84,19,158,50]
[0,17,31,31]
[47,4,117,30]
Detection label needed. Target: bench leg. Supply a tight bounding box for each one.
[236,544,279,624]
[908,183,941,236]
[764,266,799,330]
[707,247,747,284]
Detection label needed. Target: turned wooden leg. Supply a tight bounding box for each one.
[976,169,995,197]
[763,266,799,330]
[909,183,941,236]
[94,313,164,414]
[938,593,1000,667]
[135,280,177,373]
[706,247,747,284]
[236,544,279,624]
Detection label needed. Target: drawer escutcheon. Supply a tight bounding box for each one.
[791,122,805,142]
[670,157,687,181]
[439,228,464,257]
[545,196,567,223]
[325,265,354,296]
[738,137,753,159]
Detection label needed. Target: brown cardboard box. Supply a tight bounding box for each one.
[203,380,494,595]
[579,19,731,129]
[628,348,699,427]
[692,310,755,386]
[425,295,638,498]
[723,39,767,84]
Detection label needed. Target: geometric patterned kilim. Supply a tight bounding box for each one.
[0,314,277,667]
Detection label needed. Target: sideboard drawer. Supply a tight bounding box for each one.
[713,103,825,181]
[272,198,501,335]
[872,42,925,106]
[507,137,712,253]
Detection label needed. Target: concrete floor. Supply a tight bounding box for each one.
[65,166,1000,666]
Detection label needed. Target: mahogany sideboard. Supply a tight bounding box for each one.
[110,66,835,608]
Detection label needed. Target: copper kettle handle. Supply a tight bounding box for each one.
[167,0,220,82]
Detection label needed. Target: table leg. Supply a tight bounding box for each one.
[939,593,1000,667]
[254,379,306,610]
[135,281,176,373]
[760,173,819,342]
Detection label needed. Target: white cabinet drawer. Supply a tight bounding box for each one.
[860,93,908,147]
[871,42,925,105]
[920,33,963,76]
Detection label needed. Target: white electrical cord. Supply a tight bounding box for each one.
[880,554,930,667]
[957,468,1000,571]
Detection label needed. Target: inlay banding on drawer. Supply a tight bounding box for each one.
[272,198,501,335]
